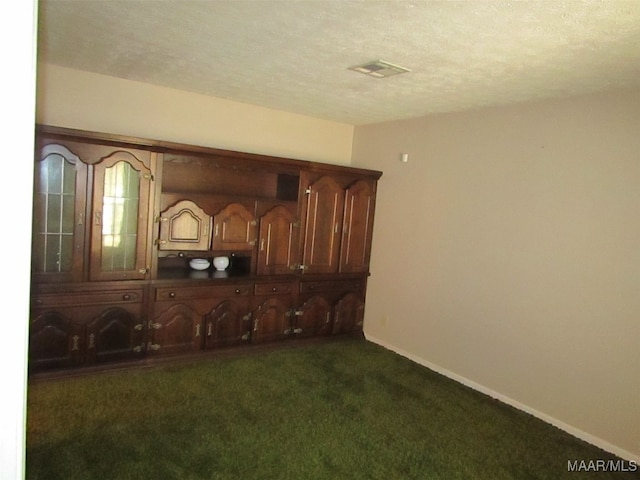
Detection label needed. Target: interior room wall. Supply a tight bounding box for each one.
[352,87,640,460]
[35,63,354,165]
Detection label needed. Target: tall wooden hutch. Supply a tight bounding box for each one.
[29,125,382,373]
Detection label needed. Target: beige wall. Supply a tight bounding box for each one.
[36,64,354,165]
[353,87,640,460]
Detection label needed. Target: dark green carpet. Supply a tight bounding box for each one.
[26,338,638,479]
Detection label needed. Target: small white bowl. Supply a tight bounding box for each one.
[189,258,210,271]
[213,256,230,271]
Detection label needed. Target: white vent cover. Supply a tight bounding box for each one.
[348,60,411,78]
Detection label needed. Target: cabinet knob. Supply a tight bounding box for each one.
[272,287,277,292]
[235,289,241,294]
[169,292,176,298]
[122,294,131,301]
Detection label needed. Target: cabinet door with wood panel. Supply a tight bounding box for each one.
[212,202,257,251]
[301,176,344,274]
[295,295,333,337]
[256,204,299,275]
[333,292,366,335]
[29,310,84,370]
[84,304,145,364]
[204,298,252,348]
[339,179,377,273]
[148,303,203,355]
[31,141,88,283]
[90,148,155,281]
[158,199,211,251]
[251,282,296,344]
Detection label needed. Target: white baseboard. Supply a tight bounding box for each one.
[365,334,640,464]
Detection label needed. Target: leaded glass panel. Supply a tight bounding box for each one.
[32,152,76,273]
[101,161,140,272]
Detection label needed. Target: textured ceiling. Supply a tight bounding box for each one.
[37,0,640,125]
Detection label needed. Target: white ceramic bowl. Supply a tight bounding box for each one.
[212,256,230,271]
[189,258,211,271]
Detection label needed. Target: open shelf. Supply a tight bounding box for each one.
[162,154,300,202]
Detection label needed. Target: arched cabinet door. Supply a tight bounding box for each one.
[149,303,203,355]
[32,143,88,283]
[159,200,211,251]
[85,306,144,364]
[204,299,252,348]
[296,295,333,337]
[340,179,376,273]
[256,205,299,275]
[333,292,365,335]
[212,203,257,251]
[29,311,84,370]
[301,176,345,274]
[90,149,155,281]
[251,297,292,344]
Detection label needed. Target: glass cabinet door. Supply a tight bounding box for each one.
[90,150,153,281]
[31,144,87,283]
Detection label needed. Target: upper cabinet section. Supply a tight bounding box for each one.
[299,173,377,275]
[32,133,157,283]
[32,126,381,282]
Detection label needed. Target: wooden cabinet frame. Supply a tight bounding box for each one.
[30,125,381,374]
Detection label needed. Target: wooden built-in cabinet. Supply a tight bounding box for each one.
[29,125,381,374]
[29,284,146,370]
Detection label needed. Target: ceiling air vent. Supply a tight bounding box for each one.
[348,60,411,78]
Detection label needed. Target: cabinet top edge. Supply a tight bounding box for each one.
[35,124,383,179]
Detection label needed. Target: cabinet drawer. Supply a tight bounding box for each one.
[254,282,293,296]
[299,279,364,294]
[32,289,144,308]
[155,284,251,301]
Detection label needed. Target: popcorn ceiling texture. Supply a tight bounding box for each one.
[37,0,640,125]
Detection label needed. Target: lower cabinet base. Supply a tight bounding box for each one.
[29,276,369,378]
[27,332,366,381]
